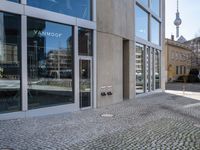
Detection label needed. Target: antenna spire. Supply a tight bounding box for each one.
[177,0,179,12]
[174,0,182,38]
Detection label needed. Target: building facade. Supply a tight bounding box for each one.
[0,0,165,120]
[184,37,200,70]
[165,38,192,82]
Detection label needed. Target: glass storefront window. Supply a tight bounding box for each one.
[27,0,92,21]
[150,49,154,91]
[136,43,145,94]
[7,0,20,3]
[139,0,148,6]
[136,5,148,41]
[27,17,74,109]
[78,28,92,56]
[146,47,150,92]
[155,50,161,89]
[150,0,160,16]
[0,12,21,113]
[151,17,160,45]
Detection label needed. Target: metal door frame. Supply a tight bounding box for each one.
[79,56,93,110]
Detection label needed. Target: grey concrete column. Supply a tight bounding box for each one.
[130,41,136,100]
[21,15,28,111]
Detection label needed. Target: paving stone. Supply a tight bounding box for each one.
[0,84,200,149]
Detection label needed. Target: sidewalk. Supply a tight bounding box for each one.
[0,89,200,149]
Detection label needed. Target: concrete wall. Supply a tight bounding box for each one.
[161,0,166,91]
[96,0,135,107]
[96,0,134,40]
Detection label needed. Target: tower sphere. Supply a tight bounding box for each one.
[174,15,182,26]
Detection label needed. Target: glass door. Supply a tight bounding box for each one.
[79,59,92,108]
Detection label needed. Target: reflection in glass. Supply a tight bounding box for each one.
[78,28,93,56]
[136,43,145,94]
[155,50,160,89]
[27,0,92,20]
[146,47,150,92]
[151,49,154,91]
[0,13,21,113]
[151,17,160,45]
[27,17,74,109]
[150,0,160,16]
[136,5,148,40]
[139,0,148,6]
[79,60,91,108]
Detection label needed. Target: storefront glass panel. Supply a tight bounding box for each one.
[151,49,154,91]
[155,50,161,89]
[150,0,160,16]
[79,59,91,108]
[78,28,93,56]
[151,17,160,45]
[136,5,148,40]
[136,43,145,94]
[27,17,74,109]
[27,0,92,20]
[146,47,150,92]
[0,12,21,113]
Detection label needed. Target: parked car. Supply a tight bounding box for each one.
[175,75,188,83]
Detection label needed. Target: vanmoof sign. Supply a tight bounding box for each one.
[33,30,63,38]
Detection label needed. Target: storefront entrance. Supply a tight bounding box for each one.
[79,58,92,109]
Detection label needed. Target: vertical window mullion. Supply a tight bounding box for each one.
[92,29,96,108]
[74,26,79,109]
[92,0,96,22]
[21,15,28,111]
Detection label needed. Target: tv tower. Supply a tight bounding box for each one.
[174,0,182,38]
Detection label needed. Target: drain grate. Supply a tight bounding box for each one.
[194,124,200,128]
[101,114,114,118]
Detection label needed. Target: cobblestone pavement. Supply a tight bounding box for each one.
[1,86,200,149]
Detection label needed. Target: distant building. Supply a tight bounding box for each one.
[165,38,192,82]
[184,37,200,69]
[177,36,187,43]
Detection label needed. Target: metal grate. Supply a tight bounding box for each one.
[101,114,114,118]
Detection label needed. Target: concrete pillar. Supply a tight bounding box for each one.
[161,0,166,91]
[123,40,135,100]
[0,13,4,62]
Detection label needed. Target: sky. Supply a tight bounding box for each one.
[166,0,200,41]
